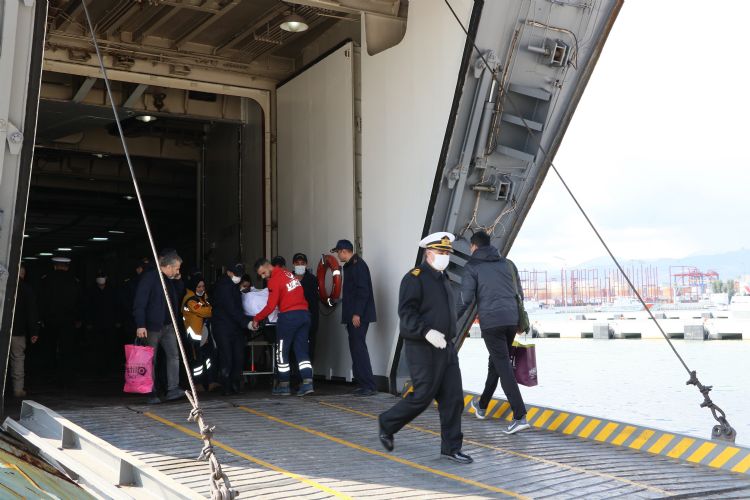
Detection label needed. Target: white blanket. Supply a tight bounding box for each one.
[242,287,278,324]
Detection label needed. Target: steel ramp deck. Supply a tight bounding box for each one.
[40,391,750,499]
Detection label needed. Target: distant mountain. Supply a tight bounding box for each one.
[516,249,750,282]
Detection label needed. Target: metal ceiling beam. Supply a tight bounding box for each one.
[104,3,143,38]
[71,76,97,103]
[213,5,288,54]
[137,4,184,41]
[284,0,403,19]
[122,83,149,108]
[174,0,241,49]
[53,1,84,30]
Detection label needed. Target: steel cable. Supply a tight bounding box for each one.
[443,0,736,442]
[79,1,237,495]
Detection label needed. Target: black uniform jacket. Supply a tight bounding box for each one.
[341,254,377,324]
[398,262,457,344]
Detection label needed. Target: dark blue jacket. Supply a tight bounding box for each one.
[212,275,251,334]
[133,269,184,332]
[341,254,377,325]
[456,245,522,329]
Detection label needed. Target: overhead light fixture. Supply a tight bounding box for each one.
[123,195,135,201]
[23,256,38,260]
[135,115,157,123]
[23,234,29,238]
[38,252,53,256]
[57,247,72,251]
[74,245,86,248]
[91,237,109,242]
[109,230,125,234]
[280,12,308,33]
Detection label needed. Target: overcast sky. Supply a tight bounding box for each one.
[509,0,750,269]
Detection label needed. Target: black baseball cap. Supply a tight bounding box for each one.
[292,253,308,263]
[227,263,245,276]
[331,239,354,252]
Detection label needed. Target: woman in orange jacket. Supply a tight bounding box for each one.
[182,273,218,391]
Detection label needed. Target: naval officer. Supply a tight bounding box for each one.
[378,232,473,464]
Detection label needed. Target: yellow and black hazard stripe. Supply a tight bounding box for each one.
[400,383,750,475]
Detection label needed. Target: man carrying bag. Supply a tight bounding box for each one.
[456,230,530,434]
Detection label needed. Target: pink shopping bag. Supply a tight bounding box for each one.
[123,342,154,394]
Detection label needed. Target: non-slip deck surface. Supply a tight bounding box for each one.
[55,392,750,499]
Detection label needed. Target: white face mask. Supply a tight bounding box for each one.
[231,275,241,284]
[96,277,106,285]
[294,265,306,275]
[431,254,450,272]
[196,290,205,297]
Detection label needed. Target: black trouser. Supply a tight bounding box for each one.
[347,322,375,391]
[213,324,245,390]
[379,341,464,455]
[479,325,527,420]
[45,321,80,385]
[308,317,319,364]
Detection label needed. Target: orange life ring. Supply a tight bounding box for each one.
[317,254,342,306]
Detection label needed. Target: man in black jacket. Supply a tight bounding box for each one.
[332,239,377,396]
[378,232,472,464]
[292,253,320,363]
[456,230,529,434]
[212,263,252,395]
[133,249,185,404]
[10,263,39,397]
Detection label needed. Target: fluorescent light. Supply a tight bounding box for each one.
[123,195,135,201]
[108,230,125,234]
[74,245,86,248]
[38,252,53,256]
[280,13,308,32]
[57,247,72,251]
[23,234,29,238]
[91,237,108,242]
[23,256,38,260]
[135,115,157,123]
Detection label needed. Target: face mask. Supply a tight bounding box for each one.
[241,287,250,294]
[431,254,450,272]
[96,277,106,285]
[294,265,306,275]
[231,275,241,285]
[196,290,205,297]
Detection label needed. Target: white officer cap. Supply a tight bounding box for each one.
[419,232,455,251]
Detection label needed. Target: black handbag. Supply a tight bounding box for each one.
[507,261,530,334]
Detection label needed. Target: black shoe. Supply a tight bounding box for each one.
[354,389,376,397]
[379,423,394,452]
[165,389,185,401]
[352,387,366,395]
[441,451,473,464]
[147,395,162,405]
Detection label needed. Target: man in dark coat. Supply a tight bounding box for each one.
[133,249,185,404]
[378,232,472,464]
[85,271,118,375]
[212,262,252,395]
[39,256,82,386]
[10,263,39,397]
[292,253,320,363]
[457,230,529,434]
[332,239,377,396]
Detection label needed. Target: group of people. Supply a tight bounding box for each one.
[9,256,129,397]
[377,230,530,465]
[131,238,378,403]
[10,228,531,466]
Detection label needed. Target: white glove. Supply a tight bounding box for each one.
[425,329,447,349]
[248,321,258,331]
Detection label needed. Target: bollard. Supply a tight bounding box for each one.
[593,323,611,339]
[684,324,706,341]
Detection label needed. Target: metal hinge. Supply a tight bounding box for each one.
[0,119,24,155]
